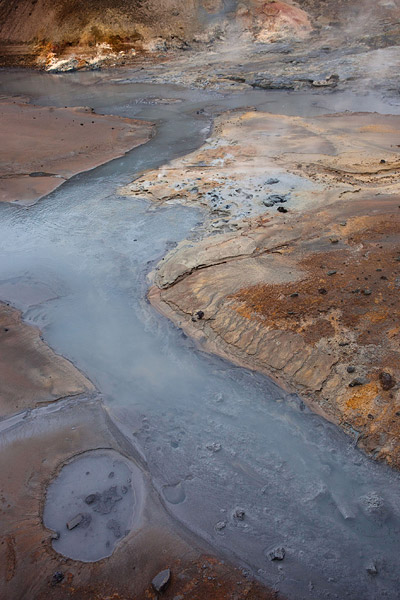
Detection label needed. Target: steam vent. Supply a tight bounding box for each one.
[1,1,400,599]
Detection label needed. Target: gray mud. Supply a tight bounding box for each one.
[1,71,400,599]
[44,450,143,562]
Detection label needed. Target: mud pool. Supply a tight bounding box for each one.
[1,71,400,599]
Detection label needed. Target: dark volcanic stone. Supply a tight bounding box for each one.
[234,507,245,520]
[152,568,171,593]
[277,206,288,213]
[51,571,64,585]
[379,371,396,391]
[268,547,286,561]
[347,366,356,373]
[85,493,99,505]
[266,178,279,185]
[196,310,205,320]
[349,377,369,387]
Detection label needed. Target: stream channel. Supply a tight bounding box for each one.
[1,70,400,599]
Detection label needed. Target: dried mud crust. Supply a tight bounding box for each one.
[139,110,400,468]
[0,99,154,205]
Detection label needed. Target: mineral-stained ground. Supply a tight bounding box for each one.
[1,0,400,599]
[124,109,400,467]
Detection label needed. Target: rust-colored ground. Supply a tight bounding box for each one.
[140,110,400,468]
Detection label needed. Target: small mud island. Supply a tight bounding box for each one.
[1,1,400,600]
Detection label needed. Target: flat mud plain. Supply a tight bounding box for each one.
[1,10,400,599]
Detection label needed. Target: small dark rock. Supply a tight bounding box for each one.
[362,289,372,296]
[327,270,337,276]
[268,547,286,561]
[85,493,99,505]
[66,513,84,530]
[266,178,279,185]
[349,377,369,388]
[152,568,171,593]
[51,571,64,585]
[234,508,245,520]
[347,366,356,373]
[379,371,395,391]
[318,288,327,295]
[277,206,288,213]
[366,562,378,575]
[196,310,205,320]
[380,159,386,164]
[290,292,299,298]
[108,471,115,479]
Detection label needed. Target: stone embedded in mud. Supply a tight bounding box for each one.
[347,366,356,374]
[152,568,171,593]
[206,442,222,452]
[366,562,378,576]
[233,507,245,520]
[267,547,286,561]
[85,493,99,505]
[215,521,227,531]
[67,513,85,530]
[51,571,64,586]
[379,371,396,391]
[349,377,369,388]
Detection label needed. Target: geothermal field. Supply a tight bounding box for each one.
[1,1,400,599]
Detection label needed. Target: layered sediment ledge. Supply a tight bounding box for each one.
[0,99,154,205]
[123,109,400,467]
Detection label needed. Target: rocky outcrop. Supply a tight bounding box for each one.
[123,109,400,467]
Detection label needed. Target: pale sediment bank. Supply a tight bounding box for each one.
[0,98,154,205]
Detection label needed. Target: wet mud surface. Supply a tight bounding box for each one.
[0,70,400,600]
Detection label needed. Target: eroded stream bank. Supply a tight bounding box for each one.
[1,71,400,599]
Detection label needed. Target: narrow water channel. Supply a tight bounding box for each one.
[1,71,400,599]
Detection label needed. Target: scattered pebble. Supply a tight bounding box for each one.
[206,442,222,452]
[349,377,369,388]
[152,568,171,593]
[267,547,286,561]
[277,206,288,213]
[347,366,356,373]
[51,571,64,586]
[327,270,337,276]
[67,513,84,530]
[379,372,395,391]
[233,508,245,520]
